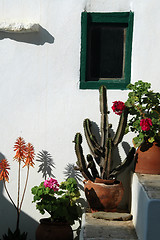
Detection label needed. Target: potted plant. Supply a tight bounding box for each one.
[73,86,135,212]
[0,137,35,240]
[125,80,160,174]
[31,177,82,240]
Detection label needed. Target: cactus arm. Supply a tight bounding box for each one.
[83,119,103,158]
[109,147,136,178]
[101,138,113,179]
[99,86,109,148]
[74,165,90,181]
[86,154,100,179]
[99,85,111,179]
[74,133,94,181]
[106,139,112,179]
[112,107,128,147]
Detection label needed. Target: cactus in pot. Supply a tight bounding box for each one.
[73,86,135,182]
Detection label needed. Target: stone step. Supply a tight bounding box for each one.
[80,213,138,240]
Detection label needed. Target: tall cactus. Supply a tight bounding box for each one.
[74,86,135,181]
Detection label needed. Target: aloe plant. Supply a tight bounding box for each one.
[74,86,135,181]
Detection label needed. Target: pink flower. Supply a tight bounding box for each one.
[112,101,126,115]
[140,118,152,131]
[44,178,59,191]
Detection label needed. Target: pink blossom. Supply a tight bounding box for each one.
[140,118,152,131]
[44,178,59,191]
[112,101,126,115]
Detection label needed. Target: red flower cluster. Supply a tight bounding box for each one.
[44,178,59,191]
[14,137,26,162]
[0,159,10,182]
[140,118,152,131]
[112,101,126,115]
[23,143,35,168]
[14,137,35,167]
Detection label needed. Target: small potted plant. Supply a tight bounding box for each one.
[125,80,160,174]
[73,86,135,212]
[31,177,82,240]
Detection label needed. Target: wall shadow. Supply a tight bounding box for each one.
[36,150,56,180]
[63,163,83,186]
[113,142,135,212]
[0,153,38,240]
[0,25,54,45]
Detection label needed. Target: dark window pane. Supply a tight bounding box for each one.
[87,23,127,81]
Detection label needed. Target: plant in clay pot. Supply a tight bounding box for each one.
[125,80,160,174]
[31,177,81,240]
[0,137,35,240]
[125,80,160,147]
[73,86,135,212]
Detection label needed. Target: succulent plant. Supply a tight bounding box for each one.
[73,86,135,181]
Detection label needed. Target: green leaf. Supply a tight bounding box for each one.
[133,136,144,148]
[148,137,155,143]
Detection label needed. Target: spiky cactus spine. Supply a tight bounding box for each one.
[74,86,135,181]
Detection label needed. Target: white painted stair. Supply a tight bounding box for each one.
[131,173,160,240]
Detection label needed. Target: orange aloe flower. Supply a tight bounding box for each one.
[23,143,35,168]
[14,137,26,162]
[0,159,10,182]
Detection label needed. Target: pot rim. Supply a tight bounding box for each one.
[84,178,121,185]
[40,218,70,226]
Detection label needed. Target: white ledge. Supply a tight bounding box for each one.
[0,22,40,33]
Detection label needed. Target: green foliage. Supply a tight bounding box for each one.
[2,229,27,240]
[31,178,81,225]
[125,80,160,147]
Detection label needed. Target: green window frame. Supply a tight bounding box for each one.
[80,12,134,90]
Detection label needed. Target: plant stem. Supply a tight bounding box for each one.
[16,209,20,232]
[133,103,146,118]
[19,165,30,212]
[153,109,160,119]
[3,180,17,209]
[16,160,21,231]
[17,161,21,209]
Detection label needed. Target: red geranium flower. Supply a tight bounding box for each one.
[0,159,10,182]
[112,101,126,115]
[140,118,152,131]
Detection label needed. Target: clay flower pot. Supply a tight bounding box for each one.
[135,141,160,174]
[36,218,73,240]
[84,178,124,212]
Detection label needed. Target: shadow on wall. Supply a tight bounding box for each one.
[0,25,54,45]
[113,141,135,211]
[36,150,56,180]
[63,163,83,189]
[0,153,38,240]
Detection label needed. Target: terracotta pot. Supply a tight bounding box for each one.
[135,141,160,174]
[36,218,73,240]
[84,178,124,212]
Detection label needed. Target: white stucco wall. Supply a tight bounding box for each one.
[0,0,160,239]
